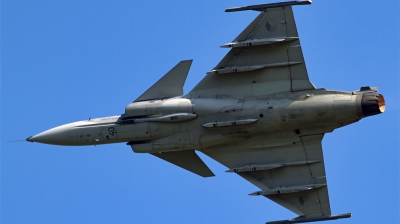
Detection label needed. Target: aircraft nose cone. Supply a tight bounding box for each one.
[28,124,72,145]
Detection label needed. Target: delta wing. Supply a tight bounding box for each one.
[201,134,332,220]
[189,1,314,98]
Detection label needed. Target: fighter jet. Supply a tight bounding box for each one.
[27,1,385,223]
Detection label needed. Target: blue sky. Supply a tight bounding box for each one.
[1,1,399,223]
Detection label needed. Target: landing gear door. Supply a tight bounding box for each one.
[102,127,117,140]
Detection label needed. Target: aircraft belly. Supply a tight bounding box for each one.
[262,92,339,135]
[101,126,118,140]
[333,93,361,126]
[148,123,161,137]
[258,98,277,133]
[115,123,150,140]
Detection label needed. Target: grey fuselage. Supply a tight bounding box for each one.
[28,89,385,152]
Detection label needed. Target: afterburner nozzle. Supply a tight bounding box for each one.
[361,93,385,117]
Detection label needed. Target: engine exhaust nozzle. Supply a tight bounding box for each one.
[361,93,385,117]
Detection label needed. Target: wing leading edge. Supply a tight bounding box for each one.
[189,2,314,98]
